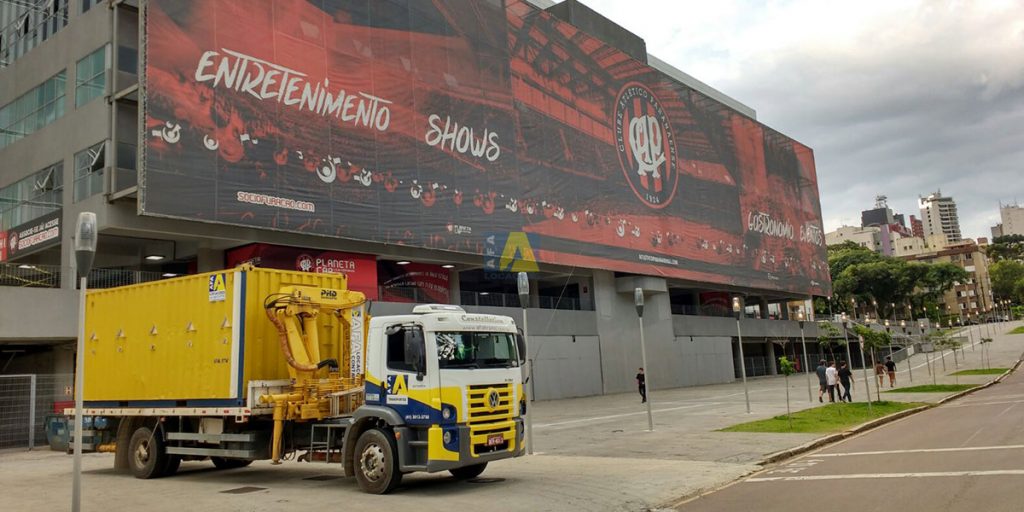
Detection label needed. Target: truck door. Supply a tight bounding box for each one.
[383,324,439,425]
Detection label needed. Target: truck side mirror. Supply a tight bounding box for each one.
[403,328,426,378]
[516,333,526,365]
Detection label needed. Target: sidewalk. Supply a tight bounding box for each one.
[3,321,1021,512]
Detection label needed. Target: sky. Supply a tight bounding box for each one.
[581,0,1024,240]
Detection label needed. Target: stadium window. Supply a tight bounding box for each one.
[76,45,108,107]
[0,162,63,231]
[73,141,105,201]
[0,71,67,149]
[81,0,99,13]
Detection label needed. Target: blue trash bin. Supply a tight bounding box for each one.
[45,414,69,452]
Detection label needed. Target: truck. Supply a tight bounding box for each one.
[72,266,526,494]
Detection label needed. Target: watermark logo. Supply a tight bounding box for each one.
[614,82,679,209]
[484,231,539,279]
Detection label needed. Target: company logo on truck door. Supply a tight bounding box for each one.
[385,374,409,405]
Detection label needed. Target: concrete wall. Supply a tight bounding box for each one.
[0,288,78,340]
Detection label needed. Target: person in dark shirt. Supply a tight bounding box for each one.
[838,361,854,402]
[815,360,828,403]
[885,356,897,387]
[636,367,647,403]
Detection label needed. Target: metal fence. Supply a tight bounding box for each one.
[0,263,166,289]
[0,374,74,450]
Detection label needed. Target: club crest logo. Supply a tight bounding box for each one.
[614,83,679,209]
[296,254,314,272]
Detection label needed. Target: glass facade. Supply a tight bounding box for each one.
[73,141,105,202]
[0,162,63,231]
[0,71,67,149]
[0,0,69,67]
[75,45,107,107]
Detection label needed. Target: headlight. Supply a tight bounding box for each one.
[443,431,452,444]
[442,407,452,420]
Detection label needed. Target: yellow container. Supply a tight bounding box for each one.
[83,267,355,406]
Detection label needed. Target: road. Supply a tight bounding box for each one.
[678,360,1024,512]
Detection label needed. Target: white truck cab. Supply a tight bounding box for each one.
[360,305,527,479]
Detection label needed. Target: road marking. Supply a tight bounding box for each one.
[747,470,1024,482]
[961,427,985,447]
[948,398,1024,409]
[814,444,1024,458]
[534,402,723,429]
[995,403,1018,419]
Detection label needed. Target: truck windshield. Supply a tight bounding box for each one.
[435,332,519,369]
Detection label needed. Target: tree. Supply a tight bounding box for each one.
[990,260,1024,303]
[817,322,844,362]
[985,234,1024,263]
[778,356,796,430]
[853,325,891,402]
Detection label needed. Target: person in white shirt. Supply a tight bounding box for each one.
[825,361,839,403]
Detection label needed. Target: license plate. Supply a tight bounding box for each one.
[486,434,504,446]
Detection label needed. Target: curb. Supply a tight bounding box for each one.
[759,404,931,465]
[760,357,1022,466]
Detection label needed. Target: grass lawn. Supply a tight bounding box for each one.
[720,401,924,434]
[884,384,976,393]
[951,368,1009,376]
[1010,326,1024,335]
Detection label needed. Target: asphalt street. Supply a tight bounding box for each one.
[678,354,1024,512]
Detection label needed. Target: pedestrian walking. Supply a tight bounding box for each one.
[838,361,853,402]
[636,367,647,403]
[875,360,886,388]
[825,361,839,403]
[885,356,897,387]
[816,359,828,403]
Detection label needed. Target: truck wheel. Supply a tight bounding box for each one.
[449,462,487,480]
[353,428,402,494]
[211,457,253,470]
[128,427,170,479]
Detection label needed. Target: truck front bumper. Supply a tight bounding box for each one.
[423,417,525,473]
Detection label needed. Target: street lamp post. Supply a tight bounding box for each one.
[798,311,811,402]
[733,297,751,414]
[884,319,892,361]
[921,321,935,385]
[850,298,857,321]
[901,320,913,382]
[858,334,873,413]
[516,272,534,454]
[635,288,654,431]
[967,313,976,351]
[840,312,854,370]
[72,212,97,512]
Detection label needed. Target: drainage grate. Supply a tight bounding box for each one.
[467,477,506,484]
[220,486,267,494]
[303,475,342,481]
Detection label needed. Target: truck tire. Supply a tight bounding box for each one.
[128,427,170,479]
[449,462,487,480]
[353,428,402,494]
[211,457,253,470]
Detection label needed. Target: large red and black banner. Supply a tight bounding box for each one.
[140,0,830,296]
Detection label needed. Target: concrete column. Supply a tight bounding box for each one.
[448,269,461,305]
[758,297,769,319]
[766,341,778,375]
[593,271,673,394]
[196,247,225,272]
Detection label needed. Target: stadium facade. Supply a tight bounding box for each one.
[0,0,830,401]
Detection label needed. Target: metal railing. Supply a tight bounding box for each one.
[0,263,167,289]
[0,373,73,450]
[458,290,586,311]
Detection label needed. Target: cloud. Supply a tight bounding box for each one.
[581,0,1024,239]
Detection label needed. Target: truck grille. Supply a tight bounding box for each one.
[467,384,513,425]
